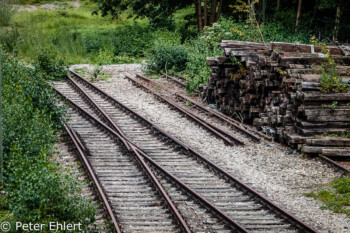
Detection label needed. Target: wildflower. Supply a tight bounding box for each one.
[231,28,244,36]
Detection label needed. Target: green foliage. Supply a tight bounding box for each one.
[0,0,16,27]
[83,34,103,53]
[322,131,350,138]
[320,67,349,93]
[16,0,73,5]
[93,48,115,64]
[144,16,311,93]
[1,51,95,226]
[91,65,102,81]
[330,101,338,110]
[182,17,310,93]
[113,23,154,57]
[306,177,350,215]
[0,27,20,53]
[319,46,349,93]
[9,4,118,64]
[35,48,68,80]
[92,0,190,28]
[184,22,228,93]
[146,44,189,73]
[113,55,140,64]
[310,43,349,95]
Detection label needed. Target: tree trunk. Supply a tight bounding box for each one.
[194,0,203,30]
[276,0,280,10]
[204,0,208,27]
[215,0,223,22]
[262,0,267,23]
[296,0,302,28]
[194,0,199,28]
[209,0,218,25]
[333,6,341,42]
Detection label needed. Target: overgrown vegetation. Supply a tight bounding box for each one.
[0,0,17,27]
[306,177,350,215]
[181,17,310,92]
[1,0,350,225]
[113,24,154,58]
[36,47,68,80]
[1,0,341,94]
[322,131,350,138]
[315,43,349,93]
[147,44,189,73]
[1,51,96,229]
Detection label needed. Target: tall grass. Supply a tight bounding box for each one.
[11,5,135,64]
[0,0,17,26]
[16,19,87,63]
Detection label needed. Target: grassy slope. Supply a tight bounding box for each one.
[13,0,148,63]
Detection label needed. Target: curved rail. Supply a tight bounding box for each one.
[125,75,244,145]
[55,85,248,232]
[68,71,320,233]
[66,77,192,233]
[137,73,266,141]
[318,155,350,174]
[64,124,122,233]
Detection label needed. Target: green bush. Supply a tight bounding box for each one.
[319,46,349,93]
[146,44,189,73]
[113,24,154,57]
[1,51,96,227]
[36,48,68,80]
[183,22,228,92]
[182,17,311,93]
[83,33,104,53]
[0,27,20,53]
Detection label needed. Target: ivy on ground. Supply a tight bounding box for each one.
[0,51,96,232]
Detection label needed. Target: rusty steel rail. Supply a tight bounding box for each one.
[162,73,187,88]
[318,155,350,174]
[70,70,239,145]
[124,75,243,145]
[150,73,350,176]
[64,124,122,233]
[65,76,192,233]
[162,73,186,83]
[69,71,319,233]
[54,83,249,233]
[137,73,267,142]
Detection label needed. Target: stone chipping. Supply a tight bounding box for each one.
[70,64,350,233]
[54,138,109,232]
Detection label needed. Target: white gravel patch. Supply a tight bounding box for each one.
[72,64,350,233]
[15,1,81,12]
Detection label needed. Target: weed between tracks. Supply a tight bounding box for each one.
[306,177,350,215]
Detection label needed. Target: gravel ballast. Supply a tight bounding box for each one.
[71,64,350,233]
[54,139,109,232]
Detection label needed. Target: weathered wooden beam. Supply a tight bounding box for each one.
[322,148,350,156]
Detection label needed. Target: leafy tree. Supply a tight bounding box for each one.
[93,0,225,30]
[93,0,190,28]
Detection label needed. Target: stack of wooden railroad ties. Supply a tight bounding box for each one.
[202,40,350,161]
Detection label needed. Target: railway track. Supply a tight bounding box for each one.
[128,73,270,142]
[53,72,319,233]
[58,85,234,233]
[153,74,350,174]
[161,73,187,90]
